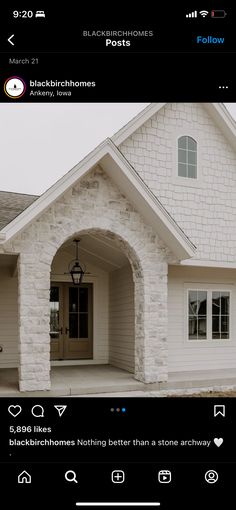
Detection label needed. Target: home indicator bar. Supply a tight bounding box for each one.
[75,504,161,507]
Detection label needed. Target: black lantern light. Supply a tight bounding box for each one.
[69,239,85,285]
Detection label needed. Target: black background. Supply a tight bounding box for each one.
[1,398,233,463]
[0,398,235,508]
[0,4,235,101]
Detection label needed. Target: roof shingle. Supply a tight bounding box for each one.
[0,191,38,230]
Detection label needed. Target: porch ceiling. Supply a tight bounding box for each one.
[60,233,128,271]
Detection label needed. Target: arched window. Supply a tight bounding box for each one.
[178,136,197,178]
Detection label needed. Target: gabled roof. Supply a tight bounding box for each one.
[0,191,38,230]
[112,102,236,150]
[0,139,195,259]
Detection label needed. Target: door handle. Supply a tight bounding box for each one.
[65,327,69,335]
[60,327,63,335]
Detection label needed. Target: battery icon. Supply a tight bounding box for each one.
[211,10,227,18]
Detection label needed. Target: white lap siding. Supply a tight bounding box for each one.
[109,264,135,372]
[0,271,18,367]
[168,265,236,372]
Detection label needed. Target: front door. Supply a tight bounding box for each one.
[50,283,93,360]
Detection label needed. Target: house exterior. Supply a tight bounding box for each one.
[1,102,236,392]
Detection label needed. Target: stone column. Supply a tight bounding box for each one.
[134,261,168,384]
[18,255,51,391]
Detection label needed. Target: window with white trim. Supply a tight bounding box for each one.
[188,289,230,341]
[178,136,197,178]
[212,291,230,339]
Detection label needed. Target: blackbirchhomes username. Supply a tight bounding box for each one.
[30,80,96,87]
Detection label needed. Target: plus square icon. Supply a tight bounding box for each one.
[111,470,125,483]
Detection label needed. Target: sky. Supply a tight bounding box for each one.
[1,102,236,195]
[0,103,148,195]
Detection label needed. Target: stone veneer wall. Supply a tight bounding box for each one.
[4,166,175,391]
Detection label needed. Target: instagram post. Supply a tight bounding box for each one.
[0,102,236,397]
[0,5,235,509]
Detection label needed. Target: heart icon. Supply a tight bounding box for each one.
[214,437,223,447]
[8,405,22,418]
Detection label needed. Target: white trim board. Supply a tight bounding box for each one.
[180,259,236,269]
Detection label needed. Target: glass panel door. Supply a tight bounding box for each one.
[50,284,63,360]
[50,286,60,338]
[50,282,93,360]
[68,287,79,338]
[64,283,93,359]
[68,287,89,339]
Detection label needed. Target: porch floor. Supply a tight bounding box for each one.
[0,365,236,396]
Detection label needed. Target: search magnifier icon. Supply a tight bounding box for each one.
[65,470,78,484]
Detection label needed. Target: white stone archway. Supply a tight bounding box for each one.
[12,166,171,391]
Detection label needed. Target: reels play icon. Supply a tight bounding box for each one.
[158,470,172,483]
[4,76,26,98]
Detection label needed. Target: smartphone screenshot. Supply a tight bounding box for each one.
[0,5,235,509]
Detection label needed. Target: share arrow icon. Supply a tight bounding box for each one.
[54,405,67,417]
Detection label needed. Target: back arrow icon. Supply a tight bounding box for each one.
[8,34,15,46]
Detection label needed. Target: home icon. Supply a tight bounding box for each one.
[18,471,31,484]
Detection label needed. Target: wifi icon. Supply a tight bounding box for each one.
[200,10,209,17]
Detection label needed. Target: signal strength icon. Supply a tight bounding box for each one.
[199,10,209,17]
[186,10,197,18]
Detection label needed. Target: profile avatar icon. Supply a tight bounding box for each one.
[4,76,26,98]
[205,470,219,484]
